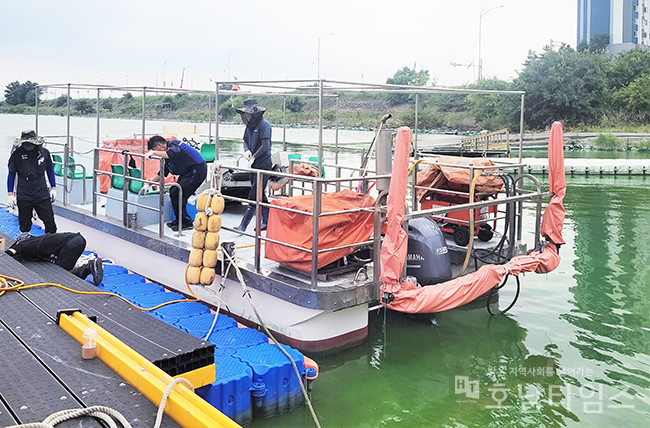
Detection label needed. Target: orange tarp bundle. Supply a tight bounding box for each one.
[98,137,176,193]
[292,163,320,177]
[381,122,566,314]
[265,189,375,271]
[416,156,504,202]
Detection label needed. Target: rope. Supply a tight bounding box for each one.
[5,405,133,428]
[153,378,193,428]
[459,172,482,274]
[222,249,322,428]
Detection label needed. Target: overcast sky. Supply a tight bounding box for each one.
[0,1,576,93]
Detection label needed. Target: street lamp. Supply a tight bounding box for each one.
[317,33,334,79]
[478,5,504,80]
[228,47,243,81]
[163,58,171,87]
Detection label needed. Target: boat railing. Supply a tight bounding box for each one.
[92,148,181,238]
[407,158,550,257]
[44,139,91,206]
[218,162,390,288]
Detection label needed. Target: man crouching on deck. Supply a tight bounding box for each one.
[145,135,207,231]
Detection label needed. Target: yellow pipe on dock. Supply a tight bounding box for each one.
[59,311,239,428]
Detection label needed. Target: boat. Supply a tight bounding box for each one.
[33,79,563,354]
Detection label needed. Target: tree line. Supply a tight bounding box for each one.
[3,44,649,132]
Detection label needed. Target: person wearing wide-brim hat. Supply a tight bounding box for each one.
[234,99,273,232]
[7,130,58,233]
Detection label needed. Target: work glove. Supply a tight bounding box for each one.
[50,188,56,203]
[139,184,150,195]
[7,194,15,209]
[144,150,155,159]
[247,157,255,168]
[244,150,252,160]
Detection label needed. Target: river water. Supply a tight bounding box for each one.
[1,114,648,427]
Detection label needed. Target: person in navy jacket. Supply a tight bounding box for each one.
[7,130,57,233]
[146,135,207,231]
[234,99,272,232]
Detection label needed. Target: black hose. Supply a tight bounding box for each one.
[472,173,514,268]
[486,273,521,315]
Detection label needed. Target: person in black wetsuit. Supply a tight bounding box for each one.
[234,99,273,232]
[5,232,104,285]
[145,135,208,231]
[6,130,57,233]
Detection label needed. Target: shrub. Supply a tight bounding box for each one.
[636,140,650,152]
[592,133,622,150]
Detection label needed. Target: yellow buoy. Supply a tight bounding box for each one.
[188,249,204,267]
[205,232,220,250]
[210,196,225,214]
[186,266,201,285]
[200,267,215,285]
[194,213,208,231]
[196,194,211,212]
[208,215,222,232]
[192,231,207,249]
[203,250,218,268]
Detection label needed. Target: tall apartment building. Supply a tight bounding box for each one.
[577,0,650,53]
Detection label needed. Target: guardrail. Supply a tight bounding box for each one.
[460,128,510,155]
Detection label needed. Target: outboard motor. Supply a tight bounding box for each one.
[407,217,452,285]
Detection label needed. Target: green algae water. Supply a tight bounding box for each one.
[255,176,650,427]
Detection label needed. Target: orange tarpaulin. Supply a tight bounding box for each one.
[416,157,504,202]
[265,189,375,271]
[98,138,177,193]
[381,122,566,313]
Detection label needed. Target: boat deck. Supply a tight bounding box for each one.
[0,233,198,427]
[55,199,379,312]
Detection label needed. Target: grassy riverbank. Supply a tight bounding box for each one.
[1,92,649,150]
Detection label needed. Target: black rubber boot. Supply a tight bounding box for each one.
[260,206,269,231]
[234,207,254,232]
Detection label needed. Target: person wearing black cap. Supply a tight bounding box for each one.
[6,130,57,234]
[145,135,207,231]
[5,232,104,286]
[234,99,272,232]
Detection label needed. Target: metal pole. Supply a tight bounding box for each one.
[92,148,98,216]
[519,93,524,176]
[141,87,146,153]
[478,11,483,80]
[311,180,322,289]
[335,95,340,164]
[255,171,262,272]
[413,93,419,210]
[64,83,71,207]
[208,93,212,143]
[96,89,101,148]
[317,80,324,179]
[282,96,287,151]
[158,159,165,238]
[517,93,525,243]
[35,89,39,135]
[94,89,101,214]
[215,83,220,160]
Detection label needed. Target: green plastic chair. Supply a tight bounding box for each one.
[66,156,93,179]
[52,154,64,177]
[110,164,125,189]
[128,168,160,195]
[128,167,144,194]
[200,144,216,162]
